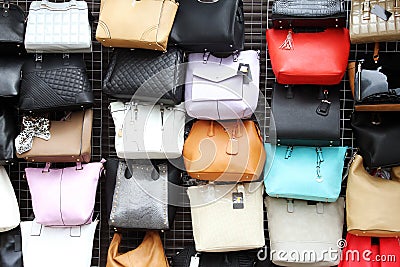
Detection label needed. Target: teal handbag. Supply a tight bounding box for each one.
[264,143,347,202]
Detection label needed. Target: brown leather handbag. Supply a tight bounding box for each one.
[106,231,169,267]
[17,109,92,163]
[183,120,266,182]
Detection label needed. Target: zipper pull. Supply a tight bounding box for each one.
[316,89,331,116]
[357,60,364,102]
[279,29,294,50]
[316,147,324,182]
[285,146,293,159]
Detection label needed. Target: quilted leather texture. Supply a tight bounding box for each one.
[272,0,345,16]
[103,47,185,105]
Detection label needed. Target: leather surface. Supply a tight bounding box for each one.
[20,220,98,267]
[17,109,92,163]
[271,13,347,28]
[183,120,266,182]
[187,183,265,252]
[0,103,17,164]
[0,166,20,233]
[25,161,103,226]
[170,0,245,53]
[271,83,340,146]
[0,227,22,267]
[20,54,93,112]
[96,0,177,51]
[264,144,347,202]
[0,3,25,55]
[25,0,92,53]
[346,155,400,237]
[351,112,400,168]
[272,0,345,16]
[103,48,184,105]
[266,197,344,266]
[350,0,400,43]
[0,56,24,97]
[266,28,350,85]
[106,232,169,267]
[185,50,260,120]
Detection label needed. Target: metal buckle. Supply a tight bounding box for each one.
[362,1,371,20]
[394,0,400,17]
[35,54,43,62]
[2,3,9,9]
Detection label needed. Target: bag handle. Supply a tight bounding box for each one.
[41,161,84,173]
[286,199,324,214]
[41,0,77,7]
[373,42,380,62]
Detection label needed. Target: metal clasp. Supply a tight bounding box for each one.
[362,0,371,20]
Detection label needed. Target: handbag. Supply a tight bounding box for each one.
[351,112,400,168]
[96,0,178,51]
[187,182,265,252]
[0,227,22,267]
[106,231,169,267]
[271,0,346,28]
[0,166,20,233]
[185,50,260,120]
[346,154,400,237]
[19,54,93,112]
[271,83,340,146]
[183,120,266,182]
[16,109,92,163]
[109,102,185,159]
[170,0,245,53]
[25,0,92,53]
[25,160,104,226]
[103,48,185,105]
[107,159,181,230]
[20,220,98,267]
[350,0,400,43]
[264,144,347,202]
[265,197,344,267]
[0,102,17,164]
[0,0,25,55]
[266,28,350,85]
[0,56,25,97]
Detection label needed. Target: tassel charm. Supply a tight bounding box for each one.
[279,29,294,50]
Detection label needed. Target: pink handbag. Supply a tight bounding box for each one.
[25,160,105,226]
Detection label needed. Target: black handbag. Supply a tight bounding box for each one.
[169,0,245,53]
[351,112,400,168]
[271,83,340,146]
[0,56,25,97]
[0,101,17,164]
[19,54,93,112]
[0,0,25,55]
[0,227,22,267]
[103,48,185,105]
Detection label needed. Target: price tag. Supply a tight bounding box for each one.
[189,255,200,267]
[232,192,244,209]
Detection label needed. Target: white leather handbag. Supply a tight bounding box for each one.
[20,220,98,267]
[25,0,92,53]
[187,182,265,252]
[0,166,20,232]
[109,102,185,159]
[185,50,260,120]
[265,197,344,267]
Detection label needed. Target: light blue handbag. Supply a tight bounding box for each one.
[264,143,347,202]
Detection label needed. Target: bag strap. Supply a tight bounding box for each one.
[373,42,380,62]
[30,221,43,236]
[40,0,77,7]
[42,162,52,173]
[286,199,324,214]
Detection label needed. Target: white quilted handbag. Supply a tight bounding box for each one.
[25,0,92,53]
[0,166,20,232]
[187,182,265,252]
[265,197,344,267]
[20,220,98,267]
[109,102,185,159]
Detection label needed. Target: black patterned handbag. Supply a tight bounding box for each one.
[0,101,17,164]
[0,0,25,55]
[103,48,185,105]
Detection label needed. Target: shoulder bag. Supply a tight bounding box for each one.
[20,220,98,267]
[187,182,265,252]
[0,0,25,55]
[0,102,17,164]
[103,48,184,105]
[266,28,350,85]
[0,56,25,97]
[109,102,185,159]
[264,143,347,202]
[346,155,400,237]
[185,50,260,120]
[96,0,178,51]
[106,231,169,267]
[0,227,22,267]
[16,109,92,163]
[271,83,340,146]
[170,0,245,53]
[266,197,344,267]
[183,120,266,182]
[0,166,20,233]
[25,160,104,226]
[25,0,92,53]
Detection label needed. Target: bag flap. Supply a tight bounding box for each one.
[193,66,239,83]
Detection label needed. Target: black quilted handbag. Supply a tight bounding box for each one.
[0,227,22,267]
[19,54,93,112]
[0,0,25,55]
[103,48,185,105]
[0,100,17,165]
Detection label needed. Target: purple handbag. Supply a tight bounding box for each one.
[25,160,105,226]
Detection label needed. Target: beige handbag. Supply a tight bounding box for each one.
[187,182,265,252]
[347,154,400,237]
[350,0,400,43]
[96,0,178,51]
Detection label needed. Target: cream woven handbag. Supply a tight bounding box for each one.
[0,166,20,232]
